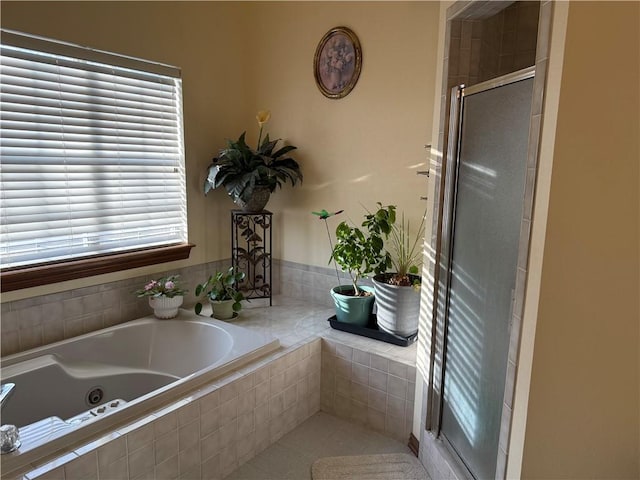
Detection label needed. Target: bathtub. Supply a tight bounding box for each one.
[0,311,279,475]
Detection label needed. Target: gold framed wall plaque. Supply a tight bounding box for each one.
[314,26,362,99]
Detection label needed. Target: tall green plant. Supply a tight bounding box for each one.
[330,203,395,296]
[386,209,427,286]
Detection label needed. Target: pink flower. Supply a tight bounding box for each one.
[164,281,175,290]
[145,280,158,291]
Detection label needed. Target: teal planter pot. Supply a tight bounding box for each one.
[330,285,375,326]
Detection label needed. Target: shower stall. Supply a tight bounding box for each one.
[430,67,535,479]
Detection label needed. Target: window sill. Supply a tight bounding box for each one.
[0,243,195,293]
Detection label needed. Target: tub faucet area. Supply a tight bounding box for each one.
[0,383,21,455]
[0,383,15,409]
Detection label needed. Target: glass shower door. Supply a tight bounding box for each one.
[439,73,533,479]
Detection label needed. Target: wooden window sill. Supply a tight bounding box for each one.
[1,243,195,293]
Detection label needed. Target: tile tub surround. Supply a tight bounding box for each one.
[320,340,417,442]
[9,339,322,480]
[7,296,418,480]
[2,257,365,356]
[0,260,232,357]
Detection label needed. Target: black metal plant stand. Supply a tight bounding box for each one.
[231,210,273,305]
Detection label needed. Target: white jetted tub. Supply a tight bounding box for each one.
[0,311,279,473]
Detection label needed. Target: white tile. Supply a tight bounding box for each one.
[350,381,368,404]
[388,375,408,400]
[236,373,255,394]
[127,442,154,479]
[97,455,128,479]
[237,411,255,438]
[269,392,285,418]
[387,394,406,419]
[284,384,297,409]
[155,454,179,480]
[199,390,220,414]
[254,380,270,407]
[126,421,155,452]
[236,435,255,462]
[352,349,370,366]
[178,419,200,451]
[177,403,200,427]
[220,398,238,426]
[64,451,97,480]
[218,381,239,405]
[219,445,238,478]
[370,354,389,373]
[201,406,220,437]
[200,429,221,462]
[368,387,387,412]
[388,361,409,379]
[155,430,179,465]
[254,402,270,426]
[201,453,220,480]
[96,435,126,468]
[351,363,369,386]
[284,366,298,388]
[269,372,285,397]
[154,411,178,437]
[219,419,238,445]
[369,369,388,392]
[178,443,200,475]
[335,344,353,361]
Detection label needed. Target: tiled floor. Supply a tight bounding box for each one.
[223,411,416,479]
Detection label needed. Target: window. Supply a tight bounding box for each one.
[0,30,192,291]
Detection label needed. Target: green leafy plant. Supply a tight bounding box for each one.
[194,267,246,315]
[204,110,303,205]
[134,275,187,298]
[330,203,395,296]
[382,209,427,288]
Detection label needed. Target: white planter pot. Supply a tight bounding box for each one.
[373,274,420,337]
[210,299,236,320]
[149,295,183,319]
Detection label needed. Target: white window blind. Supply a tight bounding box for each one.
[0,30,188,269]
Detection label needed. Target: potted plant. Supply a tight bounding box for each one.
[194,267,246,320]
[373,208,426,337]
[135,274,187,319]
[329,204,395,326]
[204,110,303,212]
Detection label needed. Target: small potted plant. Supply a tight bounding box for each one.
[135,274,187,319]
[329,204,394,326]
[204,110,303,212]
[194,267,246,320]
[373,208,426,337]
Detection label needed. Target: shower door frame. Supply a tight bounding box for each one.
[427,66,536,480]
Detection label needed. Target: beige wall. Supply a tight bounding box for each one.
[416,1,639,478]
[0,1,439,301]
[518,1,639,478]
[245,2,438,267]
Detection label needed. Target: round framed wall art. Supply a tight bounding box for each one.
[313,26,362,99]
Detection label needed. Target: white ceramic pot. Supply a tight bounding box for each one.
[149,295,183,319]
[373,274,420,337]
